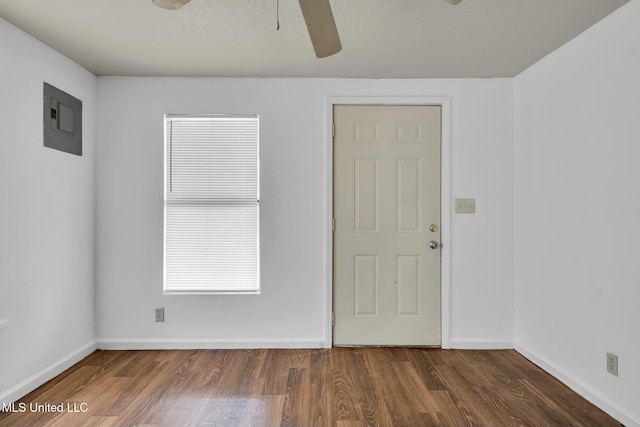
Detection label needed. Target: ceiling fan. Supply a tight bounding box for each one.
[152,0,462,58]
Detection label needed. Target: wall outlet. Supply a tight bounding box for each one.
[606,352,618,376]
[155,308,165,322]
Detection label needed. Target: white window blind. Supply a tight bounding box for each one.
[164,115,259,294]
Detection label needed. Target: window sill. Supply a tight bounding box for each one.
[163,290,261,296]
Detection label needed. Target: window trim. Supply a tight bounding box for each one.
[162,114,260,295]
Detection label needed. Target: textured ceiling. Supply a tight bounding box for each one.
[0,0,629,78]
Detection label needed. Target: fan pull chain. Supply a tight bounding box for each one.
[276,0,280,30]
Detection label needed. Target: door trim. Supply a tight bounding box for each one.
[324,96,452,349]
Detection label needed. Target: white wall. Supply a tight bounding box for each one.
[3,1,638,421]
[0,18,97,403]
[95,77,515,349]
[514,2,640,426]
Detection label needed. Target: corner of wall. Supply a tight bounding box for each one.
[0,17,99,404]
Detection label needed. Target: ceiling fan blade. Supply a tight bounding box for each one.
[152,0,192,10]
[441,0,463,4]
[298,0,342,58]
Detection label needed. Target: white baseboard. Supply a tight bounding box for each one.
[449,338,514,350]
[516,343,640,427]
[0,340,97,405]
[97,338,327,350]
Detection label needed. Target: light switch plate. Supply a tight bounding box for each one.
[455,198,476,214]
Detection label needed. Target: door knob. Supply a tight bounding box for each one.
[429,240,439,249]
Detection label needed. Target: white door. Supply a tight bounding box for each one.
[333,105,441,346]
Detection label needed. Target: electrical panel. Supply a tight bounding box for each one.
[43,82,82,156]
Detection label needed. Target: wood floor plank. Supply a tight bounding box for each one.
[430,390,475,427]
[0,348,623,427]
[193,348,229,391]
[280,367,312,427]
[111,351,147,377]
[434,364,513,427]
[79,416,119,427]
[337,420,365,427]
[252,395,285,427]
[308,349,335,427]
[259,349,305,396]
[392,361,440,412]
[329,368,364,423]
[408,348,449,391]
[113,351,196,426]
[360,399,394,427]
[362,349,430,426]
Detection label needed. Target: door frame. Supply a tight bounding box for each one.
[324,96,451,349]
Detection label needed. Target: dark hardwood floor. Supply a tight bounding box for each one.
[0,348,622,427]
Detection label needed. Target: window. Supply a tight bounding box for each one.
[164,114,260,294]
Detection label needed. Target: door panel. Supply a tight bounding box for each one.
[354,159,379,232]
[353,255,379,317]
[333,105,441,346]
[396,254,421,317]
[396,158,422,232]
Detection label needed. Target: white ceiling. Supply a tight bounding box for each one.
[0,0,629,78]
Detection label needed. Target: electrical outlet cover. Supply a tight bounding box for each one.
[606,353,618,376]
